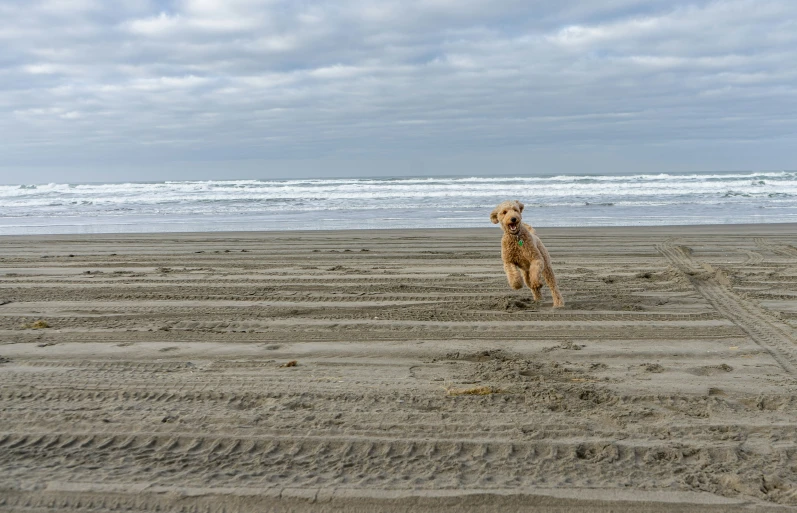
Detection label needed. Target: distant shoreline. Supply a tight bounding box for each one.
[2,172,795,235]
[2,222,797,240]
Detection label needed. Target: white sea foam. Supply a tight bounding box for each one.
[1,172,796,234]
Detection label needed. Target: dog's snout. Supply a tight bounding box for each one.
[510,217,517,223]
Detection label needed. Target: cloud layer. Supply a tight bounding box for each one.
[2,0,796,182]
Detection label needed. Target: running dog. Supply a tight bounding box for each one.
[490,200,564,307]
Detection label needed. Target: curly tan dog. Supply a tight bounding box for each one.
[490,200,564,307]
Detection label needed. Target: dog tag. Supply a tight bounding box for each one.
[518,240,523,246]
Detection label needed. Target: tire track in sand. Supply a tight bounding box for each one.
[754,237,797,258]
[658,241,797,375]
[740,250,764,265]
[0,430,788,492]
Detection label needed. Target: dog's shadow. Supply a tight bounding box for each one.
[492,296,542,312]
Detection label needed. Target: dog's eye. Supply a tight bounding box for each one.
[501,210,506,215]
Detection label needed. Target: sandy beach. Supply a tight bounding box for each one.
[1,224,796,512]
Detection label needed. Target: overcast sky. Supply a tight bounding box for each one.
[1,0,796,184]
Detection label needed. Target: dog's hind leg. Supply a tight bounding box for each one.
[541,262,564,307]
[538,245,564,307]
[504,262,524,290]
[523,261,543,301]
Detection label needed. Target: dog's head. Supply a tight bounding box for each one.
[490,200,524,235]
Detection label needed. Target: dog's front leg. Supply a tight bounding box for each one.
[504,262,524,290]
[523,260,543,301]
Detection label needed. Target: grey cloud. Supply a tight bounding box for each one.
[0,0,796,182]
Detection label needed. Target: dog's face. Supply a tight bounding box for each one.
[490,200,524,235]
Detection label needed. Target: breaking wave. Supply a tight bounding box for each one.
[1,171,796,234]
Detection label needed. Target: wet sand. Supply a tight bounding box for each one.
[1,225,796,512]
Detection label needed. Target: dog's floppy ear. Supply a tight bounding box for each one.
[490,208,499,224]
[515,200,524,213]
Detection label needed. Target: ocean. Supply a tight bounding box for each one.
[1,172,796,235]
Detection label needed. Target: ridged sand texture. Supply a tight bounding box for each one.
[1,225,796,512]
